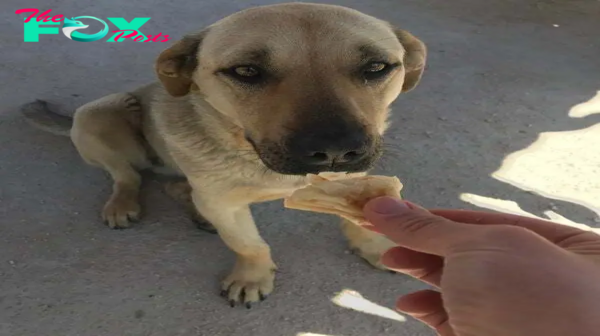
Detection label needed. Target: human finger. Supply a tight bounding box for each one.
[381,246,444,287]
[397,290,455,336]
[430,209,597,243]
[363,197,479,256]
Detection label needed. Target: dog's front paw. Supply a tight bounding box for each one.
[349,235,397,271]
[221,258,276,308]
[102,195,141,229]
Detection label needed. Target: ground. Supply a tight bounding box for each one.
[1,0,599,335]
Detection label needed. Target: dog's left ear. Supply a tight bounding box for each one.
[155,30,208,97]
[394,29,427,93]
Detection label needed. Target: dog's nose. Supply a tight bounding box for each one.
[302,147,368,165]
[287,129,370,167]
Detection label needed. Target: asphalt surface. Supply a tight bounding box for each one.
[1,1,600,335]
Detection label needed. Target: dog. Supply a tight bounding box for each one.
[21,2,427,308]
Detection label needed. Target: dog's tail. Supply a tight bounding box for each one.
[20,100,73,137]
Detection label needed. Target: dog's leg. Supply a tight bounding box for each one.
[101,160,143,229]
[340,218,397,271]
[191,190,276,308]
[333,171,397,271]
[71,93,150,229]
[164,181,217,233]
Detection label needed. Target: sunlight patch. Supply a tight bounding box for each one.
[331,289,406,322]
[460,193,599,232]
[459,193,539,219]
[490,123,600,221]
[569,90,600,118]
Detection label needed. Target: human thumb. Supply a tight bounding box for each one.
[363,197,473,256]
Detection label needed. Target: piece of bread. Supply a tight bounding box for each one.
[284,174,403,225]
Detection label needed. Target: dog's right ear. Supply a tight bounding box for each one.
[155,31,207,97]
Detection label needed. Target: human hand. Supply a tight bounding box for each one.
[363,197,600,336]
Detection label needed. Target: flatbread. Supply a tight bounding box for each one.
[284,174,403,225]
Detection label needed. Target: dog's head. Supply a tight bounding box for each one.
[155,3,426,175]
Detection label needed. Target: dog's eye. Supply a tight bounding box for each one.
[224,66,265,85]
[364,62,387,73]
[234,66,260,77]
[362,62,394,82]
[221,65,265,85]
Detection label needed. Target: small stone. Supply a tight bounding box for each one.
[8,260,15,265]
[134,310,145,319]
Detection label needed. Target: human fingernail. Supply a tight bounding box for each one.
[367,196,410,214]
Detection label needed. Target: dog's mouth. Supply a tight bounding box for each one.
[244,134,260,155]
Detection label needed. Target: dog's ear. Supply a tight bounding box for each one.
[155,31,207,97]
[393,29,427,93]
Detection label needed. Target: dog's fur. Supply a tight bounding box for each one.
[22,3,427,307]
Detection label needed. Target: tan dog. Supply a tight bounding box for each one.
[21,2,427,307]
